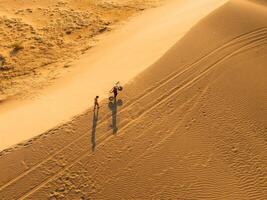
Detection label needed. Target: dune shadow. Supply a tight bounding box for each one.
[108,99,123,134]
[91,108,99,151]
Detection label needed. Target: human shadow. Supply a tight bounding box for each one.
[108,98,123,134]
[91,108,99,151]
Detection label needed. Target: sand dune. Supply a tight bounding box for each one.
[0,0,164,100]
[0,0,227,151]
[0,0,267,199]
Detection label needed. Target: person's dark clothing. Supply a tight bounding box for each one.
[94,96,99,110]
[113,87,118,98]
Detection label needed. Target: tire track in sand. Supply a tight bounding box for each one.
[0,28,266,199]
[18,33,267,199]
[1,27,266,191]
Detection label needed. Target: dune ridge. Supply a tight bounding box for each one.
[0,0,266,199]
[0,0,228,151]
[0,0,165,101]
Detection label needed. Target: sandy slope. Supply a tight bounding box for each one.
[0,0,227,150]
[0,0,165,100]
[0,0,267,199]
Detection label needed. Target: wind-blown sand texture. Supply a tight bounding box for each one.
[0,0,267,199]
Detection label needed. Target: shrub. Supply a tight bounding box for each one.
[0,54,5,66]
[11,42,24,52]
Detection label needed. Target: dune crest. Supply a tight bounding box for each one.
[0,0,165,101]
[0,0,266,199]
[0,0,227,151]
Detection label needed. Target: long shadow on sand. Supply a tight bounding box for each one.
[108,99,123,134]
[91,108,99,151]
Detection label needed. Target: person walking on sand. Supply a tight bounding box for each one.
[109,82,123,101]
[110,86,118,99]
[94,96,100,110]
